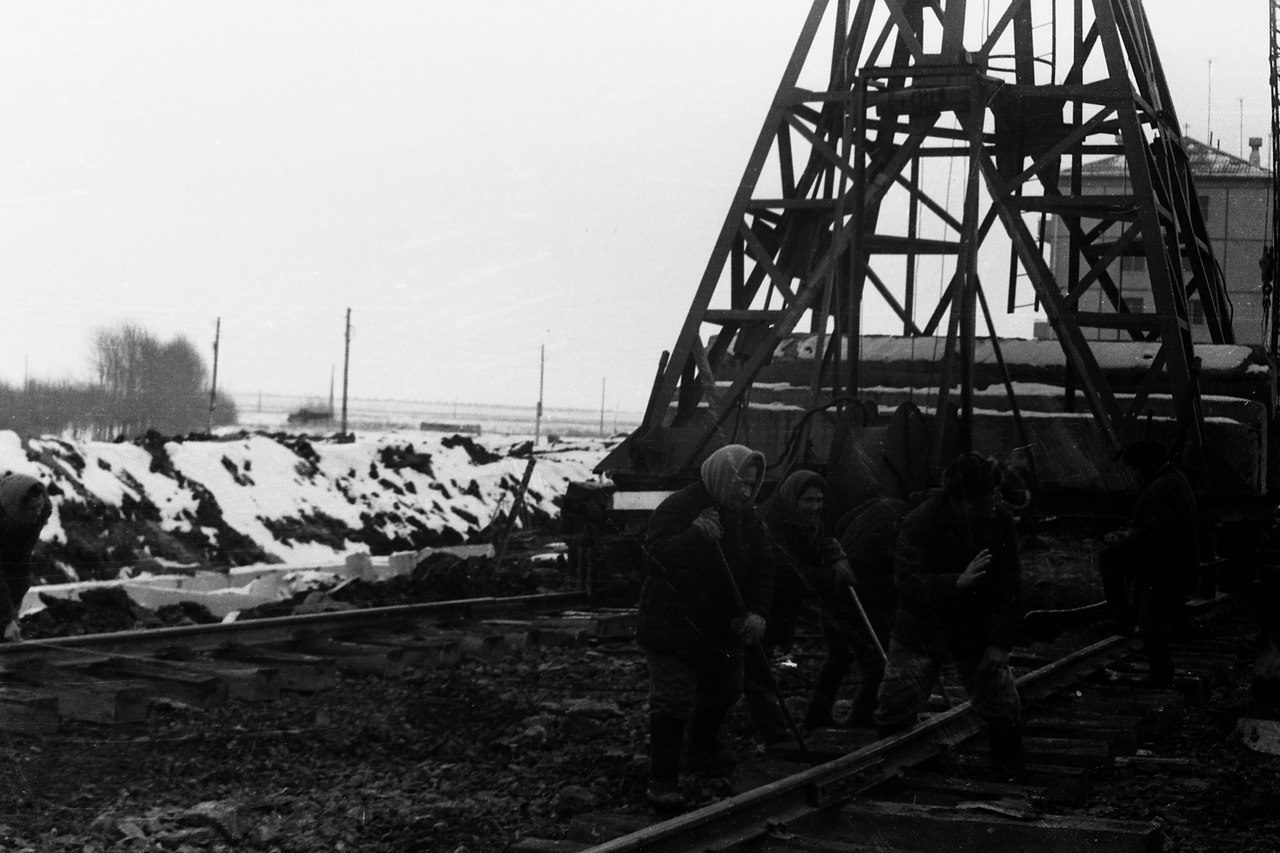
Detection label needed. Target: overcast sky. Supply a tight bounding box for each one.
[0,1,1268,415]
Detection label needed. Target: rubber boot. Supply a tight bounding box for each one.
[684,705,736,775]
[743,678,789,743]
[644,713,687,813]
[986,721,1027,781]
[803,691,836,730]
[1099,554,1137,637]
[847,661,886,728]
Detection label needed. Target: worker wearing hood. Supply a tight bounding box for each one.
[636,443,772,813]
[0,473,52,642]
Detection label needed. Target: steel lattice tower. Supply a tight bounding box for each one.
[611,0,1233,480]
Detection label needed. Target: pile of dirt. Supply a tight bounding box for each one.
[18,588,220,639]
[17,545,577,637]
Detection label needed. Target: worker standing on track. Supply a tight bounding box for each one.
[804,496,909,729]
[746,469,852,741]
[1099,439,1199,688]
[636,443,772,813]
[0,473,52,643]
[872,452,1025,778]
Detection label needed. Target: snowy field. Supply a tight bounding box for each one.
[230,391,643,439]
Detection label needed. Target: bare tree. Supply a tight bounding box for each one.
[88,322,233,436]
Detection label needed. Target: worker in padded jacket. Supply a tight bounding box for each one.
[805,496,909,729]
[1099,440,1198,687]
[636,443,771,813]
[747,469,852,741]
[873,452,1025,777]
[0,473,52,643]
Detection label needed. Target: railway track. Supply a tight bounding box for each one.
[0,591,626,731]
[512,597,1241,853]
[0,582,1253,851]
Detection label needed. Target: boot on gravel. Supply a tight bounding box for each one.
[685,706,737,774]
[803,691,837,730]
[644,781,687,814]
[986,720,1027,782]
[646,713,688,813]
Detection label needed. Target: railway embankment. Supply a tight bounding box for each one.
[2,428,612,588]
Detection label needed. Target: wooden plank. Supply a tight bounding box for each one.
[1071,685,1183,715]
[50,679,150,724]
[3,658,150,723]
[162,658,280,702]
[347,634,462,669]
[74,657,229,708]
[510,839,588,853]
[757,835,895,852]
[940,754,1091,804]
[997,736,1116,769]
[792,801,1159,853]
[288,635,406,678]
[215,645,336,692]
[566,813,654,845]
[1114,755,1201,774]
[879,770,1055,807]
[0,685,59,734]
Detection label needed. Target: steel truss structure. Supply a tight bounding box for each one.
[617,0,1233,478]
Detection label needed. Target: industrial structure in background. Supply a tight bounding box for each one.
[570,0,1280,589]
[1039,137,1271,345]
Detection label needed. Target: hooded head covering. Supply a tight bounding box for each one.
[0,473,48,528]
[700,444,766,509]
[762,469,825,543]
[770,469,825,522]
[941,452,1005,499]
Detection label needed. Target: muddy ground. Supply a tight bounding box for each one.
[1,524,1273,852]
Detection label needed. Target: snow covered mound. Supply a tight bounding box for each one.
[1,429,613,582]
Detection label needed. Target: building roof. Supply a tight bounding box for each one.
[1081,136,1270,180]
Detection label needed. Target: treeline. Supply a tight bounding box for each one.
[1,322,238,440]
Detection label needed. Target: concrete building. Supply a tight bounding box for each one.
[1034,136,1271,345]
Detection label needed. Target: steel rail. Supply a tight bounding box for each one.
[0,591,588,658]
[583,633,1137,853]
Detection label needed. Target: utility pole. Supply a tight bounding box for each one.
[329,365,335,417]
[533,344,544,445]
[207,317,221,434]
[341,308,351,437]
[600,376,606,437]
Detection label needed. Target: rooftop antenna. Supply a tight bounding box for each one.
[1241,97,1246,157]
[1207,58,1214,146]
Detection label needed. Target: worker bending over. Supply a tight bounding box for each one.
[0,473,51,643]
[805,496,909,729]
[747,469,851,741]
[873,452,1025,778]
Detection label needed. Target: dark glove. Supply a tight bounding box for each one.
[832,558,857,589]
[691,508,723,542]
[732,612,766,645]
[822,537,846,563]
